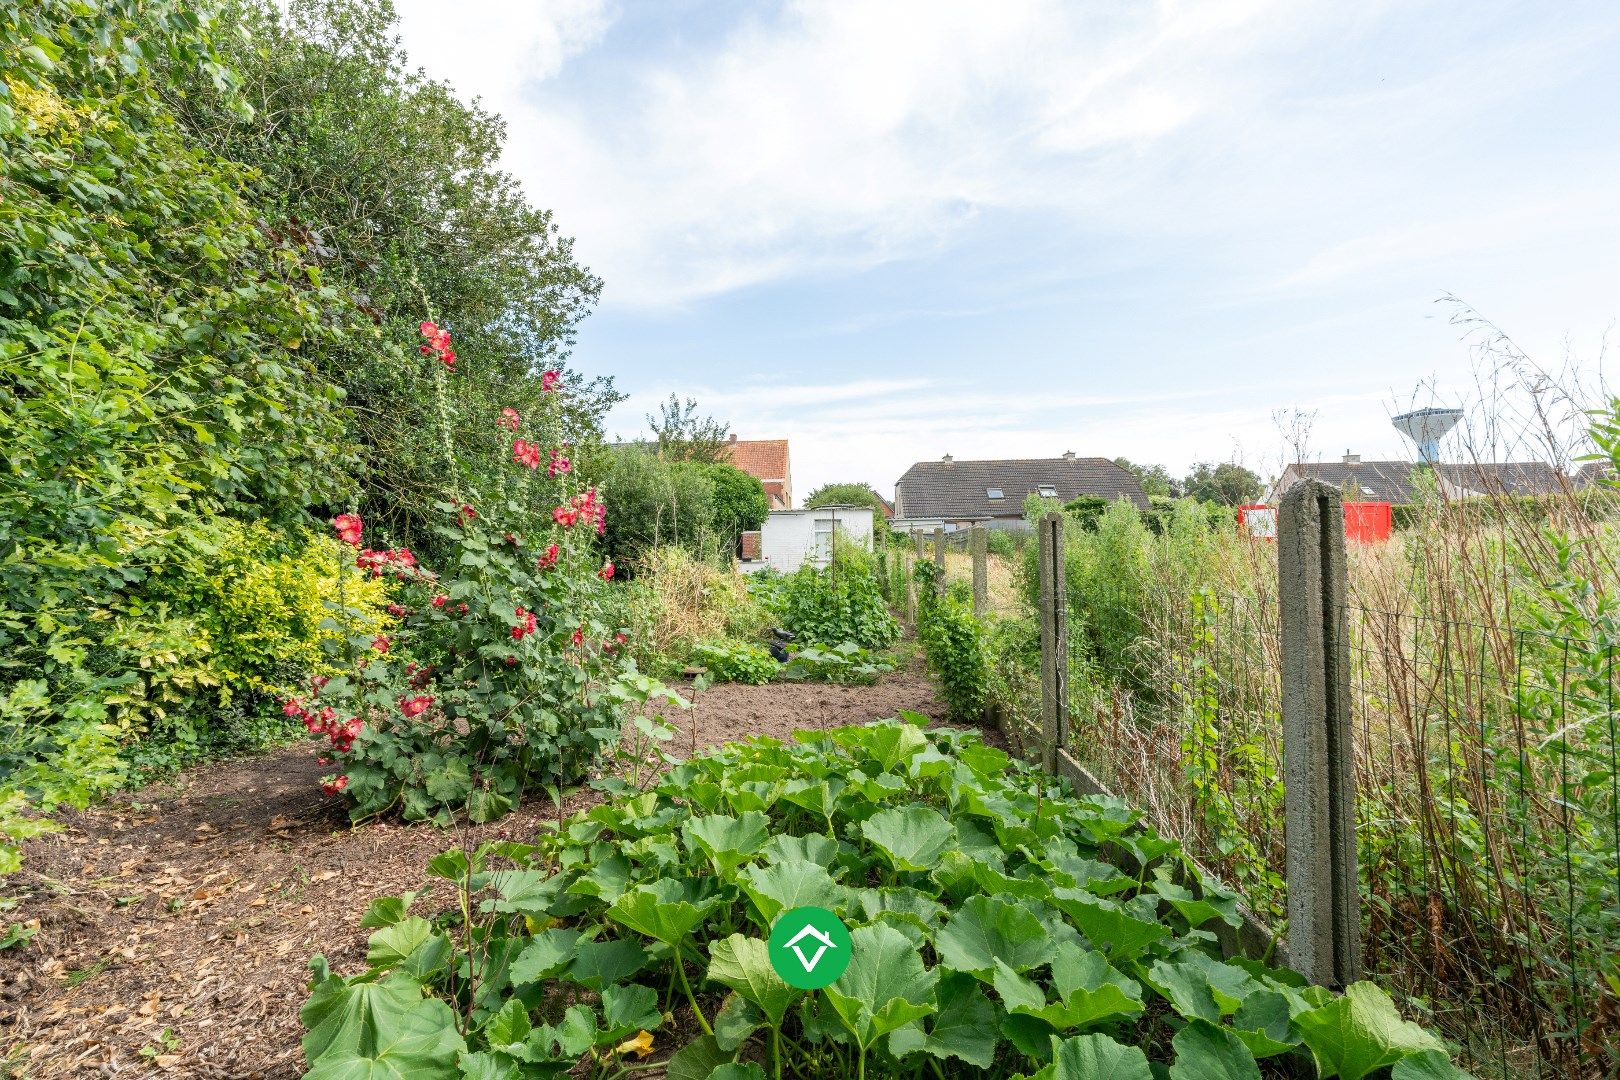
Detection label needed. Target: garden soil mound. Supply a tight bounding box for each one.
[0,668,950,1079]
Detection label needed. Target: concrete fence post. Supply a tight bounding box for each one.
[1278,480,1361,988]
[1037,512,1068,770]
[971,525,988,616]
[906,532,922,624]
[932,527,947,595]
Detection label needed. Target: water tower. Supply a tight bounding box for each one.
[1391,407,1463,465]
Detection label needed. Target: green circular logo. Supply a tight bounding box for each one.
[767,906,852,989]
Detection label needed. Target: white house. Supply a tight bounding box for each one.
[739,506,875,574]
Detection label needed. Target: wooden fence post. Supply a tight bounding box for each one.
[1037,512,1068,770]
[971,525,988,616]
[932,527,946,595]
[1278,480,1361,988]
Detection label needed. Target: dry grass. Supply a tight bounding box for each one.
[625,546,771,672]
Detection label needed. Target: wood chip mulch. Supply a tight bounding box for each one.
[0,667,951,1079]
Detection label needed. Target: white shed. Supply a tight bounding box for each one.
[739,506,875,574]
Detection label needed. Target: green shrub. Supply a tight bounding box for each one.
[765,564,899,651]
[915,563,990,721]
[694,641,778,685]
[302,718,1465,1079]
[780,641,897,685]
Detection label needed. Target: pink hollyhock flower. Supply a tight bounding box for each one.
[457,602,469,614]
[431,594,448,608]
[282,698,304,718]
[553,505,578,527]
[599,561,615,581]
[541,370,561,392]
[511,606,538,641]
[311,675,330,691]
[321,775,349,796]
[499,407,520,431]
[420,321,438,337]
[332,513,363,546]
[371,635,391,653]
[513,439,540,469]
[547,450,571,478]
[399,695,433,718]
[537,544,559,570]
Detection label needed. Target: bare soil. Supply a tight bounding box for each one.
[0,666,951,1079]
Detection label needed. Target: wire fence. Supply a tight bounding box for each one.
[1061,590,1620,1078]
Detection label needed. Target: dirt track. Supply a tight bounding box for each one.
[0,667,948,1079]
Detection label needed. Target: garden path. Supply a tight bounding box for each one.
[0,667,947,1079]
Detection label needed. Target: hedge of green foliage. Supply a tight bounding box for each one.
[914,566,991,722]
[757,563,900,653]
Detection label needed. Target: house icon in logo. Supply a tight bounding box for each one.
[783,923,837,973]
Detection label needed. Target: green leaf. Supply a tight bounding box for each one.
[600,983,662,1042]
[565,938,649,991]
[1049,1032,1153,1080]
[824,923,939,1051]
[301,973,465,1080]
[1295,983,1449,1080]
[682,811,770,873]
[365,918,433,970]
[664,1035,733,1080]
[1169,1019,1261,1080]
[707,934,798,1027]
[888,972,997,1068]
[607,879,721,946]
[738,860,846,924]
[483,999,531,1051]
[998,943,1144,1030]
[709,1065,767,1080]
[935,894,1054,978]
[713,992,763,1052]
[860,805,956,872]
[760,832,839,867]
[508,929,580,985]
[1051,891,1169,961]
[1151,867,1242,928]
[1230,989,1300,1058]
[1392,1050,1476,1079]
[360,893,418,929]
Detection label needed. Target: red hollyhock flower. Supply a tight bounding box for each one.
[552,505,578,527]
[282,698,304,717]
[420,321,438,336]
[399,695,433,718]
[615,632,628,644]
[458,602,469,614]
[571,626,584,647]
[505,656,517,667]
[598,561,615,581]
[510,606,538,641]
[460,504,477,521]
[371,635,391,653]
[387,603,407,617]
[512,439,540,469]
[498,407,520,431]
[332,513,363,546]
[537,544,559,570]
[547,450,571,478]
[541,370,561,392]
[321,775,349,796]
[431,594,448,608]
[311,675,330,691]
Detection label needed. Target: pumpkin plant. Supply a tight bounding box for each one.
[301,717,1471,1079]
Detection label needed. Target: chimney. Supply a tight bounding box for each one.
[942,454,953,463]
[1062,451,1076,460]
[729,433,738,443]
[1343,451,1360,464]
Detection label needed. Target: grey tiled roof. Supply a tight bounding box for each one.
[1288,461,1419,503]
[1288,460,1566,501]
[894,457,1148,519]
[1435,461,1564,496]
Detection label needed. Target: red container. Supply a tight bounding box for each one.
[1343,501,1392,544]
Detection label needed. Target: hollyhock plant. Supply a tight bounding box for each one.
[541,369,560,392]
[284,328,646,826]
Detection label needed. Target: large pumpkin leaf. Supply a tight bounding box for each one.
[682,811,770,873]
[1169,1019,1262,1080]
[1051,890,1169,961]
[935,894,1054,978]
[1050,1032,1153,1080]
[301,970,465,1080]
[1295,982,1449,1080]
[824,923,939,1050]
[889,972,998,1068]
[860,805,956,873]
[738,860,846,924]
[564,937,649,991]
[606,879,720,946]
[707,933,799,1027]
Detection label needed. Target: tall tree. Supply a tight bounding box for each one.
[1113,458,1175,498]
[804,482,890,519]
[161,0,621,553]
[1183,462,1262,506]
[646,394,731,463]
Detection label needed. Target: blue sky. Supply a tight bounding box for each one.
[393,0,1620,502]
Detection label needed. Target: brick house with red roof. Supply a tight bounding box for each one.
[724,435,792,510]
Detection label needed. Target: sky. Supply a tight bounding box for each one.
[391,0,1620,503]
